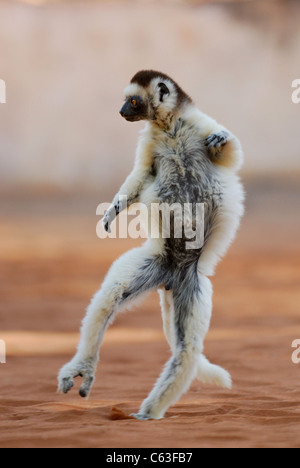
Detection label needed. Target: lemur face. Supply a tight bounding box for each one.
[120,94,148,122]
[120,70,192,124]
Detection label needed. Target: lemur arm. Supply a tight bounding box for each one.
[196,111,243,171]
[103,139,153,233]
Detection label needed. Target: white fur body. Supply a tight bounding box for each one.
[58,71,244,420]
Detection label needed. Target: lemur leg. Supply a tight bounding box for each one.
[193,277,232,389]
[58,241,167,398]
[158,281,231,392]
[132,274,214,420]
[158,288,175,350]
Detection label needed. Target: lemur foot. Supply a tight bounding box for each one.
[57,357,96,398]
[205,131,229,150]
[130,412,152,421]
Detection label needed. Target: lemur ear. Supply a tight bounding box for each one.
[158,82,170,102]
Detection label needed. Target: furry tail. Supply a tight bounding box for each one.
[196,354,232,389]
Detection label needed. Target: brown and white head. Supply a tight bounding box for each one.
[120,70,192,129]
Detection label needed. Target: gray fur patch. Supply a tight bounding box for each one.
[121,119,224,344]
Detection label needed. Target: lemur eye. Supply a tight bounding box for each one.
[131,99,137,107]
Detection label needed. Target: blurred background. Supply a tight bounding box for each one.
[0,0,300,193]
[0,0,300,448]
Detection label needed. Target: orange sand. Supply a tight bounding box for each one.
[1,181,300,448]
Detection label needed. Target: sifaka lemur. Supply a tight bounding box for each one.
[58,70,244,420]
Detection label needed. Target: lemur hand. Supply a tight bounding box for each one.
[205,131,229,150]
[103,203,119,233]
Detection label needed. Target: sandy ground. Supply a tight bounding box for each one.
[1,177,300,448]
